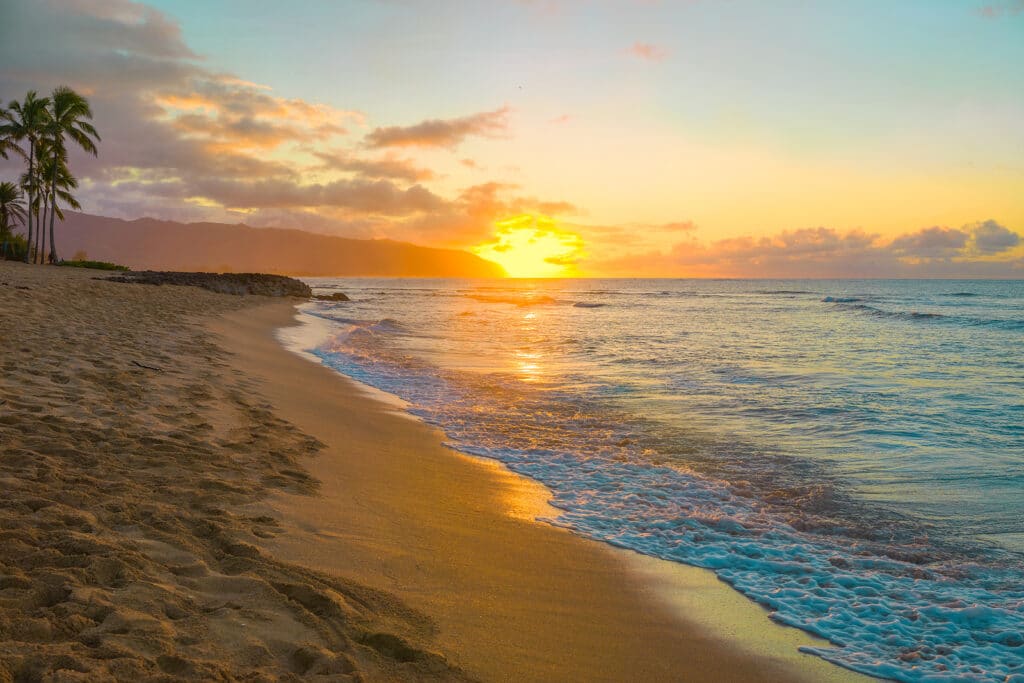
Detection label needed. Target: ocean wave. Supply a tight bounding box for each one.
[828,301,1024,330]
[573,302,607,308]
[466,293,557,306]
[305,308,409,335]
[302,311,375,327]
[822,296,864,303]
[757,289,816,295]
[371,318,406,333]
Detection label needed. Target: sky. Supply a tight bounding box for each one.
[1,0,1022,277]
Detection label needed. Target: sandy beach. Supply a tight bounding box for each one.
[0,261,868,682]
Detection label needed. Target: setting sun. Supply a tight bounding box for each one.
[473,215,584,278]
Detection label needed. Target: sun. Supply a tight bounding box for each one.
[473,215,584,278]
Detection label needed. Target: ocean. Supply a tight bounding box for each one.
[293,278,1024,682]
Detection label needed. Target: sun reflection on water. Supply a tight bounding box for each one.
[514,349,543,380]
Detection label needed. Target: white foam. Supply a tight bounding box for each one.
[275,304,415,418]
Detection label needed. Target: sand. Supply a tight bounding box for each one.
[0,261,471,681]
[0,260,870,682]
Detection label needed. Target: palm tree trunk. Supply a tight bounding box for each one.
[34,204,43,264]
[24,140,34,263]
[40,199,48,264]
[48,197,58,263]
[48,159,59,264]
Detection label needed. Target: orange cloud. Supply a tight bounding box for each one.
[155,76,356,151]
[628,42,668,62]
[662,221,696,232]
[588,222,1023,278]
[312,151,436,182]
[364,107,511,149]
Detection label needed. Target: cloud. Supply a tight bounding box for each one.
[589,222,1023,278]
[627,42,668,62]
[0,1,366,209]
[363,107,511,149]
[311,151,435,182]
[969,219,1020,253]
[661,221,697,233]
[184,178,444,214]
[976,0,1024,18]
[386,182,580,245]
[544,253,583,266]
[155,79,356,150]
[0,0,585,246]
[889,226,969,258]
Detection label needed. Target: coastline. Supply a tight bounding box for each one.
[213,300,873,683]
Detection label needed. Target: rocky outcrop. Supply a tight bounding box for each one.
[314,292,350,302]
[107,271,312,298]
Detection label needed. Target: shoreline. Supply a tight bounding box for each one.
[213,300,872,682]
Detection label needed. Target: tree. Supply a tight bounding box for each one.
[19,143,48,263]
[0,181,26,259]
[37,153,82,254]
[0,92,51,262]
[43,87,98,263]
[21,142,49,262]
[0,105,18,161]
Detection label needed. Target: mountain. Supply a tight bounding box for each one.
[53,212,505,278]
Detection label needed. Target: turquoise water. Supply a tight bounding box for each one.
[300,278,1024,681]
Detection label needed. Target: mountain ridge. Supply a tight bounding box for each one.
[53,212,505,278]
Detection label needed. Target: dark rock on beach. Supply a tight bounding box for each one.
[314,292,350,302]
[106,271,312,298]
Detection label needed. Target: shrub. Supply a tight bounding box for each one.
[58,259,131,271]
[1,234,28,261]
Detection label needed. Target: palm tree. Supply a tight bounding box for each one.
[19,145,48,263]
[0,181,26,234]
[0,181,26,259]
[43,87,98,263]
[0,91,51,262]
[37,152,81,261]
[0,106,17,161]
[35,140,56,263]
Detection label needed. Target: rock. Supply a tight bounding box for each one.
[105,271,311,298]
[313,292,350,302]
